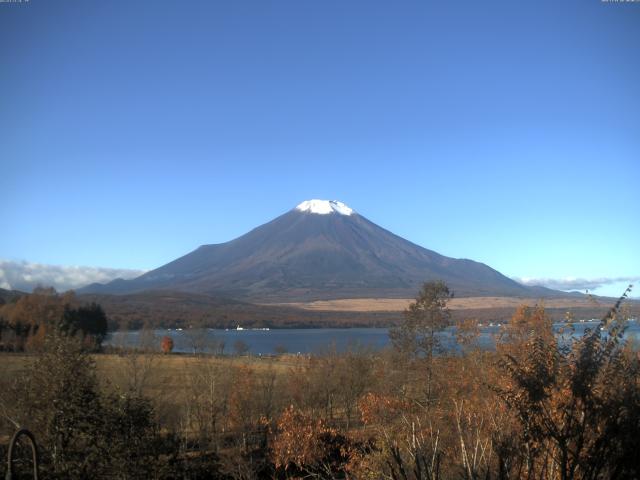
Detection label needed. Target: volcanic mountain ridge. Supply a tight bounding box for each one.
[80,200,560,301]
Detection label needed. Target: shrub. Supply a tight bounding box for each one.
[161,335,174,354]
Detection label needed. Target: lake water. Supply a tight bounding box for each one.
[105,320,640,355]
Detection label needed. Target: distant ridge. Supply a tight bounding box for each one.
[80,199,571,301]
[0,287,26,305]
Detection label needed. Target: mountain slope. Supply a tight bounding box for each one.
[81,200,544,300]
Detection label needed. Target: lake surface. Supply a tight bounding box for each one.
[105,320,640,355]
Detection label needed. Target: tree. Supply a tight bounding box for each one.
[271,405,358,478]
[183,357,234,452]
[233,339,250,356]
[336,347,373,429]
[390,280,452,358]
[100,391,165,478]
[0,290,108,351]
[185,328,206,355]
[60,302,108,348]
[2,326,174,478]
[389,280,452,405]
[18,332,105,478]
[274,344,288,355]
[494,286,640,479]
[161,335,174,354]
[0,287,73,351]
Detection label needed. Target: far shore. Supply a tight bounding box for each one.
[265,296,623,312]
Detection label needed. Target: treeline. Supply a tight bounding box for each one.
[3,288,634,332]
[1,283,639,479]
[80,290,400,330]
[0,287,108,351]
[77,291,634,331]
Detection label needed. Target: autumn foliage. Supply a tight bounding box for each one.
[0,283,638,479]
[0,288,107,351]
[160,335,174,354]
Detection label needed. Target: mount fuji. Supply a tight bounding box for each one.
[80,200,554,301]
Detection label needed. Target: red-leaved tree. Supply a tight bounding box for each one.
[160,336,174,354]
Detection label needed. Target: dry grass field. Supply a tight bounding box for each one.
[0,352,305,402]
[269,295,614,312]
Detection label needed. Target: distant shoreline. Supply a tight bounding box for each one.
[264,295,628,312]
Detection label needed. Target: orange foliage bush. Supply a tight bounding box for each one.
[160,335,174,354]
[271,405,362,477]
[358,392,410,426]
[272,405,332,470]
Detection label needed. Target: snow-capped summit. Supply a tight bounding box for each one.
[295,199,354,216]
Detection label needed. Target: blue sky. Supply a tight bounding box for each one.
[1,0,638,297]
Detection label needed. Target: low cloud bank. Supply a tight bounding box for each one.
[0,259,145,292]
[514,276,640,292]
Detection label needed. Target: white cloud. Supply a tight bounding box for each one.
[513,275,640,292]
[0,259,145,292]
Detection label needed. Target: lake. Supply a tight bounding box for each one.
[105,320,640,355]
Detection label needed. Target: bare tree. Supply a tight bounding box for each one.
[233,339,250,356]
[185,328,206,355]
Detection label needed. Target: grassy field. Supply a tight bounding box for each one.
[0,351,311,460]
[268,295,624,312]
[0,352,305,399]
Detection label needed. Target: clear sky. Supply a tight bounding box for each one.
[1,0,638,297]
